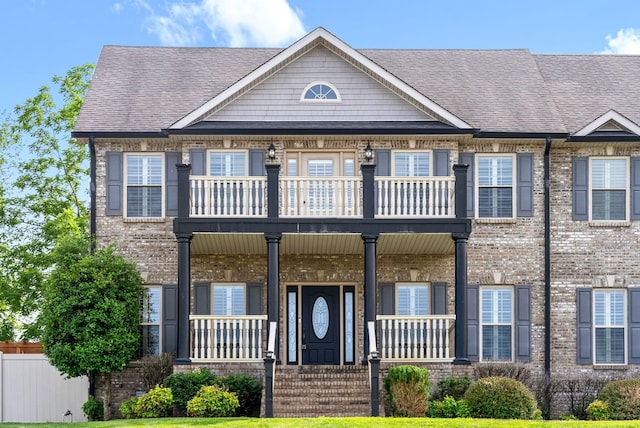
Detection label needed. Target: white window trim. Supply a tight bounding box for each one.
[207,150,249,177]
[123,153,165,219]
[141,285,162,356]
[395,283,430,315]
[593,288,627,365]
[211,283,246,315]
[300,81,342,103]
[588,157,630,222]
[479,285,514,362]
[475,154,516,219]
[391,151,432,177]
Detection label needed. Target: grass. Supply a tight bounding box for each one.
[4,418,640,428]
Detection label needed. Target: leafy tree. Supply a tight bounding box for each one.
[0,64,93,339]
[41,235,144,420]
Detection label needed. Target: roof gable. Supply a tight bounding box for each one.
[574,110,640,137]
[170,27,471,130]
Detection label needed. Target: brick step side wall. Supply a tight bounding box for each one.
[271,365,374,417]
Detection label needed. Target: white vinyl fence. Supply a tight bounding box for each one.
[0,352,88,422]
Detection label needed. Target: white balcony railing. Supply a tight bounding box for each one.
[190,176,268,217]
[280,176,362,217]
[375,177,455,217]
[190,315,268,361]
[188,176,456,218]
[376,315,456,361]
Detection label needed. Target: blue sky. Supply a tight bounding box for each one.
[2,0,640,117]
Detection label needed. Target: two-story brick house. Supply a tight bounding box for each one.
[72,28,640,416]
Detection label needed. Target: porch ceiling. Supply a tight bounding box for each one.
[191,232,454,255]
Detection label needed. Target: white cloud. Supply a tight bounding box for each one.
[601,28,640,54]
[111,3,123,14]
[132,0,305,47]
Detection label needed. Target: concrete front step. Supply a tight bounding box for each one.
[272,365,375,417]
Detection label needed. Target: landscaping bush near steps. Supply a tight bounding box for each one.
[134,385,174,418]
[464,376,540,420]
[187,385,240,417]
[383,365,431,417]
[163,368,217,416]
[216,374,262,417]
[597,378,640,420]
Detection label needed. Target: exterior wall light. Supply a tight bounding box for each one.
[364,142,373,162]
[268,143,276,160]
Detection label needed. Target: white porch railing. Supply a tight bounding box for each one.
[190,176,268,217]
[280,176,362,217]
[375,177,455,217]
[376,315,456,361]
[190,315,268,361]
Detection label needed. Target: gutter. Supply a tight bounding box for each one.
[544,137,552,382]
[89,136,97,253]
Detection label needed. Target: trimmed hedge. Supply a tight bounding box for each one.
[598,378,640,420]
[383,365,431,417]
[163,368,217,415]
[187,385,240,417]
[464,376,539,420]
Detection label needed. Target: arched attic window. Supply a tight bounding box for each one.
[300,81,341,102]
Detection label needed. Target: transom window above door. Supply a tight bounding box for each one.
[300,82,341,102]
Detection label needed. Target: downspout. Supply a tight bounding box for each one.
[88,135,96,398]
[544,137,552,382]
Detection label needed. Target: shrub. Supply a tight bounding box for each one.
[552,374,609,420]
[163,368,217,415]
[119,397,139,419]
[216,374,262,416]
[82,396,104,421]
[598,378,640,420]
[586,399,610,421]
[135,385,174,418]
[473,363,532,386]
[431,376,471,400]
[383,365,431,417]
[187,385,240,417]
[140,353,173,391]
[428,396,471,418]
[464,376,538,419]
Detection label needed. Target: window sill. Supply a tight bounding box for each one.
[588,221,631,227]
[474,217,518,224]
[123,217,166,223]
[593,364,628,370]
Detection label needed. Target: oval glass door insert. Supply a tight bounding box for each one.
[312,296,329,339]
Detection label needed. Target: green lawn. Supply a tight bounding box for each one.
[4,418,640,428]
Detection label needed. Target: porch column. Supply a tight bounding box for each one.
[452,232,470,364]
[361,163,376,219]
[266,164,280,218]
[453,164,468,219]
[362,233,378,363]
[176,164,191,219]
[265,232,282,362]
[176,232,192,364]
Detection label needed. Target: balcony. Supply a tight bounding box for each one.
[187,175,456,218]
[376,315,456,361]
[190,315,268,362]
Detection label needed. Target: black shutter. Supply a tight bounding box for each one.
[379,282,395,315]
[431,282,448,315]
[629,289,640,364]
[515,285,531,362]
[106,151,123,216]
[459,153,474,217]
[433,150,450,176]
[249,149,265,176]
[162,284,178,355]
[576,288,593,364]
[517,153,534,217]
[246,282,263,315]
[375,150,391,176]
[190,149,206,175]
[631,157,640,220]
[467,284,479,362]
[193,282,211,315]
[165,152,180,217]
[572,157,589,221]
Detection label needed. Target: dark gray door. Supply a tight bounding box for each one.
[302,286,340,365]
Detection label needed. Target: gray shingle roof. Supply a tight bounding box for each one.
[74,44,640,135]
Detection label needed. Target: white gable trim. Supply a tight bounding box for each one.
[170,27,471,130]
[574,110,640,136]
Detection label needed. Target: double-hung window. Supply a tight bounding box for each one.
[209,152,246,177]
[481,287,513,361]
[396,284,429,315]
[212,284,246,316]
[141,286,161,356]
[126,154,163,217]
[591,158,628,221]
[477,155,514,218]
[394,152,430,177]
[594,289,625,364]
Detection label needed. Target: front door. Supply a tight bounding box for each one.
[302,286,340,365]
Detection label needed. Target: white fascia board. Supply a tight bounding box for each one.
[170,27,472,130]
[574,110,640,136]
